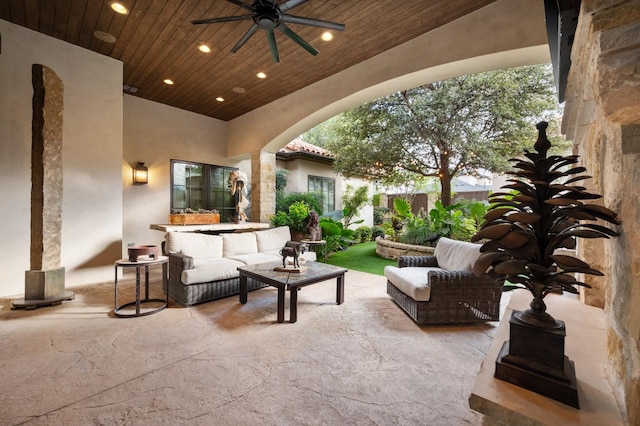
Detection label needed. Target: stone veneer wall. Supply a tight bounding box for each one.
[251,151,276,224]
[562,1,640,423]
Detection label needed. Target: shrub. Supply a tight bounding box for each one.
[371,226,385,240]
[354,226,373,242]
[373,207,388,225]
[277,192,323,215]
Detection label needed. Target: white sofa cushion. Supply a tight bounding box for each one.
[384,266,439,301]
[165,232,223,260]
[227,252,282,265]
[255,226,291,252]
[434,237,482,271]
[223,232,258,256]
[181,258,246,285]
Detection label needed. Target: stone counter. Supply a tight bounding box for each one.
[469,290,623,425]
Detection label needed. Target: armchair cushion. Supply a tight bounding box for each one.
[433,237,482,271]
[384,266,440,301]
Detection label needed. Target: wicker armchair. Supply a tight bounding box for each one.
[384,238,503,325]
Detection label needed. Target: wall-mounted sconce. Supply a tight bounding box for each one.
[133,162,148,185]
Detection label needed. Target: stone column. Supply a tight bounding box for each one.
[250,150,276,223]
[22,64,67,302]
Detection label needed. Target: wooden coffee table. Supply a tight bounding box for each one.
[238,261,348,323]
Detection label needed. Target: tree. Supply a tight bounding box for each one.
[325,65,565,206]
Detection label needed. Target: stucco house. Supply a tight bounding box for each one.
[1,0,639,423]
[276,138,374,227]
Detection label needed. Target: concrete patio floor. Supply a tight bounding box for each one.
[1,269,508,425]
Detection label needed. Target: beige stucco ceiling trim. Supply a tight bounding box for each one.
[227,0,550,158]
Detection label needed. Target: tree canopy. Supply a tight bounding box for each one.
[319,65,564,205]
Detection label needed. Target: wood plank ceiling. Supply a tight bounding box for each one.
[1,0,497,121]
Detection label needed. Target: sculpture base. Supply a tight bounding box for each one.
[24,267,65,300]
[494,310,579,408]
[273,266,305,273]
[12,290,75,310]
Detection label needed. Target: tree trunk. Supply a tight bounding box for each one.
[440,176,452,206]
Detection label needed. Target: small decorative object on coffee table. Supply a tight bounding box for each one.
[275,241,308,271]
[239,261,347,323]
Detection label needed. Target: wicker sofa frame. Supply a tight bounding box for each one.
[167,252,267,306]
[386,255,504,325]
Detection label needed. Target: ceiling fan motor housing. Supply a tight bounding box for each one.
[254,2,281,30]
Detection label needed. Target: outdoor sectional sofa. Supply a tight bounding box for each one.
[164,226,315,306]
[384,237,503,325]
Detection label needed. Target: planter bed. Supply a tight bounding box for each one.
[375,237,435,260]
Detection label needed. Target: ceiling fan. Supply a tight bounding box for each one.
[191,0,345,63]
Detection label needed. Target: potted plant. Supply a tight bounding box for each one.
[269,201,310,241]
[472,122,619,408]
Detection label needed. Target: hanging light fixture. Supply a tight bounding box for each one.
[133,162,148,185]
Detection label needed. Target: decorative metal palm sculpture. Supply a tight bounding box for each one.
[472,121,619,327]
[471,121,619,408]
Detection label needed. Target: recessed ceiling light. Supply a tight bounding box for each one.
[232,87,246,94]
[163,79,174,85]
[111,2,129,14]
[321,31,333,41]
[257,72,267,79]
[216,97,224,102]
[198,44,211,53]
[94,31,116,43]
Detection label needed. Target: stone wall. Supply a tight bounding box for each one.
[375,237,436,260]
[562,1,640,423]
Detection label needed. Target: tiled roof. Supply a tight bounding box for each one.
[279,138,334,159]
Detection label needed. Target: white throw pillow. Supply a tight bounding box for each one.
[433,237,482,271]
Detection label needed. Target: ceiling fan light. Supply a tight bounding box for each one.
[321,31,333,41]
[256,72,267,79]
[198,44,211,53]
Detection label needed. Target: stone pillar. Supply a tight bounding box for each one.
[562,1,640,423]
[19,65,69,304]
[250,150,276,223]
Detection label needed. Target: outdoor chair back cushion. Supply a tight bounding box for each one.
[434,237,482,270]
[165,232,223,260]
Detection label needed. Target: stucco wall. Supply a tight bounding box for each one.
[0,20,123,296]
[123,95,249,252]
[563,1,640,423]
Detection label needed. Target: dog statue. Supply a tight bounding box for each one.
[279,241,308,268]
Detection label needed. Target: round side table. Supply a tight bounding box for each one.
[114,256,168,317]
[301,239,327,262]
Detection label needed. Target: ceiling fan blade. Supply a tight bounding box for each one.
[231,23,260,53]
[282,15,345,31]
[192,15,252,25]
[278,24,318,56]
[226,0,253,11]
[266,30,280,63]
[278,0,311,13]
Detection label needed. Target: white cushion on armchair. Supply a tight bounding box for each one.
[433,237,482,270]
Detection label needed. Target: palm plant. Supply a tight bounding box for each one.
[472,122,619,328]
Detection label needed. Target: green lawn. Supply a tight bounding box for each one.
[324,241,397,275]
